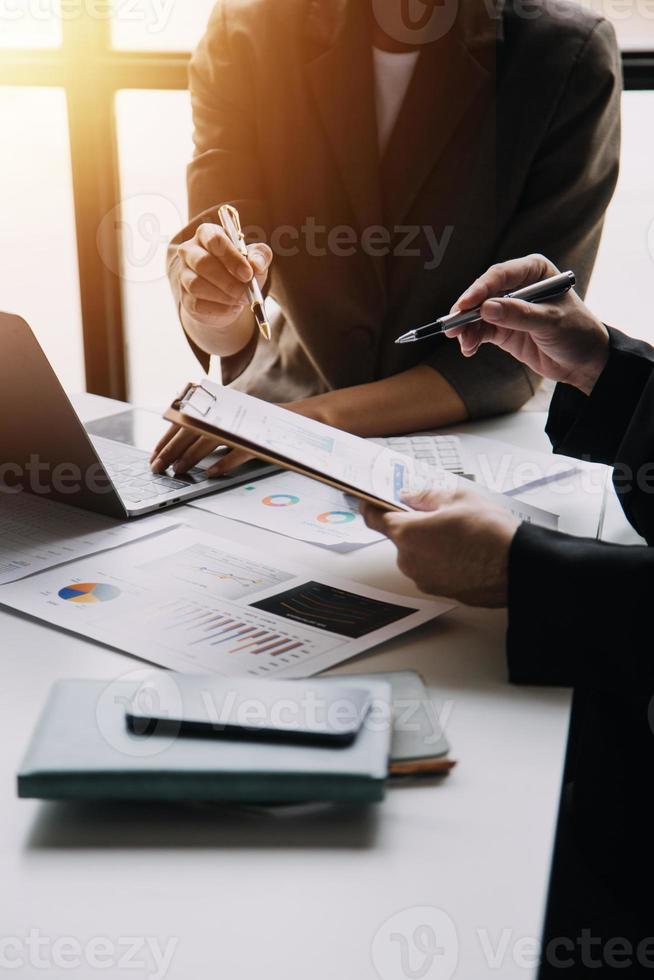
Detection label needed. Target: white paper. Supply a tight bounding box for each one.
[179,381,559,528]
[190,473,384,552]
[179,381,437,508]
[370,434,466,475]
[0,492,180,584]
[458,434,579,494]
[456,433,615,534]
[0,526,454,678]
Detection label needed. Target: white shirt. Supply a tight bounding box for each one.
[373,47,420,154]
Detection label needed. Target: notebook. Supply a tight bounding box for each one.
[17,677,393,805]
[342,670,455,776]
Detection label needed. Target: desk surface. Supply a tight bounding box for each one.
[0,397,601,980]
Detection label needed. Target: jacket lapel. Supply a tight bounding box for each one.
[304,2,384,270]
[381,33,493,229]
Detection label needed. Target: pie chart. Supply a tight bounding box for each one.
[317,511,356,525]
[262,494,300,507]
[57,582,121,604]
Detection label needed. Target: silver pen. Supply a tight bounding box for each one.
[218,203,271,341]
[395,271,576,344]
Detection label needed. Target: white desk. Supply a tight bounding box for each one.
[0,397,616,980]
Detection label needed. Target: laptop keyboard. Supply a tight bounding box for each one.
[93,439,206,505]
[95,435,467,506]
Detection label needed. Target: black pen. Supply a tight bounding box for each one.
[395,271,576,344]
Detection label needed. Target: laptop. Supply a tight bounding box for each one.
[0,313,276,519]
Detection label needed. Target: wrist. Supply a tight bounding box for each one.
[284,393,347,431]
[180,306,256,359]
[571,325,610,396]
[492,517,519,606]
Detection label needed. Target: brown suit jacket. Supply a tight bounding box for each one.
[169,0,621,417]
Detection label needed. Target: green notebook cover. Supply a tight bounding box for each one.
[18,678,392,805]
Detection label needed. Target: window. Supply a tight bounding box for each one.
[0,3,653,402]
[0,1,62,48]
[0,87,84,390]
[111,0,216,51]
[115,88,199,408]
[581,0,654,49]
[587,91,654,345]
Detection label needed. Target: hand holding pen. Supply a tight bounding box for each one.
[175,205,272,342]
[398,255,610,396]
[152,207,272,478]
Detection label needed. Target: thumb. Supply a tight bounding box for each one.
[401,487,451,512]
[207,447,253,477]
[247,243,273,277]
[481,297,561,333]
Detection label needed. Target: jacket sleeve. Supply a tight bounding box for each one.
[167,1,268,379]
[547,329,654,541]
[495,19,621,298]
[547,329,654,464]
[435,19,621,420]
[506,523,654,694]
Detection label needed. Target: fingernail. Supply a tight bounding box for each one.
[483,300,504,322]
[237,265,252,283]
[250,250,266,274]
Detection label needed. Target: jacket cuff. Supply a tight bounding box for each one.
[546,328,654,463]
[219,329,260,387]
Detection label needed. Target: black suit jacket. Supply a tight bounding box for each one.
[507,329,654,920]
[508,329,654,693]
[170,0,620,416]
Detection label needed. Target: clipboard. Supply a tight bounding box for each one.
[164,383,408,514]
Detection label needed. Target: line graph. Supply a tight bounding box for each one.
[139,543,293,601]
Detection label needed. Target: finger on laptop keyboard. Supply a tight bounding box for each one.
[150,422,181,462]
[151,429,213,474]
[206,447,253,477]
[172,435,226,475]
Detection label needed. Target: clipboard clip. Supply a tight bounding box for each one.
[177,383,217,418]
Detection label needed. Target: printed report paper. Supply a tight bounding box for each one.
[171,380,558,528]
[0,492,179,585]
[0,526,455,678]
[190,472,384,553]
[168,380,429,509]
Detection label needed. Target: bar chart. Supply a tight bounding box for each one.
[146,596,337,675]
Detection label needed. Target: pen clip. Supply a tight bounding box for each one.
[218,204,248,256]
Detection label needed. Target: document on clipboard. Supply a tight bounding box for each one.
[165,380,558,526]
[166,381,439,512]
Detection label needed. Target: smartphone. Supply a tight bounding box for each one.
[126,675,373,747]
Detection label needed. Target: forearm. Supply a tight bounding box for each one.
[507,523,654,693]
[287,365,468,436]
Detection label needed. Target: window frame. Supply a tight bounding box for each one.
[0,14,652,398]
